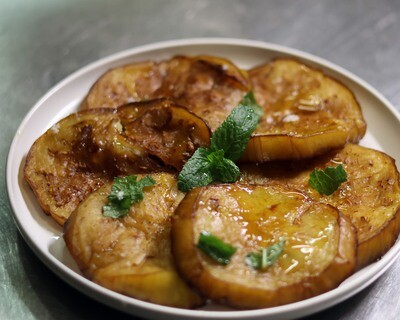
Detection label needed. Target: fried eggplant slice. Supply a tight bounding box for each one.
[24,99,210,225]
[117,99,211,170]
[81,55,250,131]
[243,59,366,161]
[172,184,356,309]
[240,144,400,269]
[64,173,204,308]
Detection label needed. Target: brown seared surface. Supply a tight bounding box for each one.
[82,55,250,132]
[24,99,210,225]
[172,184,356,308]
[242,59,366,161]
[64,173,204,308]
[240,144,400,268]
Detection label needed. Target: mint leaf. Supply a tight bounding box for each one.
[245,238,285,270]
[309,164,347,195]
[209,153,240,182]
[102,204,129,218]
[240,91,263,118]
[131,175,157,202]
[178,148,213,192]
[197,231,237,265]
[103,175,156,218]
[178,92,261,192]
[178,149,240,192]
[210,104,260,162]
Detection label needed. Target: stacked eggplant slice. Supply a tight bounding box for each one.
[24,55,400,309]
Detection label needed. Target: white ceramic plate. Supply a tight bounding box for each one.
[6,38,400,320]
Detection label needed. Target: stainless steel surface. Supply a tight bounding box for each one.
[1,0,400,319]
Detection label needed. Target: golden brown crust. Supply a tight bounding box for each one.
[24,109,116,225]
[24,99,210,225]
[64,173,204,308]
[172,184,356,309]
[243,58,366,161]
[82,56,367,162]
[81,55,251,132]
[240,144,400,269]
[356,203,400,269]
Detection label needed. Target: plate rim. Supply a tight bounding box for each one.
[6,37,400,320]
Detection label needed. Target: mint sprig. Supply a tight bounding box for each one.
[239,91,263,118]
[309,164,347,195]
[245,238,285,270]
[178,92,262,192]
[197,231,237,265]
[103,175,156,218]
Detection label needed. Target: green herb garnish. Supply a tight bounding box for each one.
[309,164,347,195]
[103,175,156,218]
[197,231,237,265]
[178,92,262,192]
[245,238,285,270]
[239,91,263,118]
